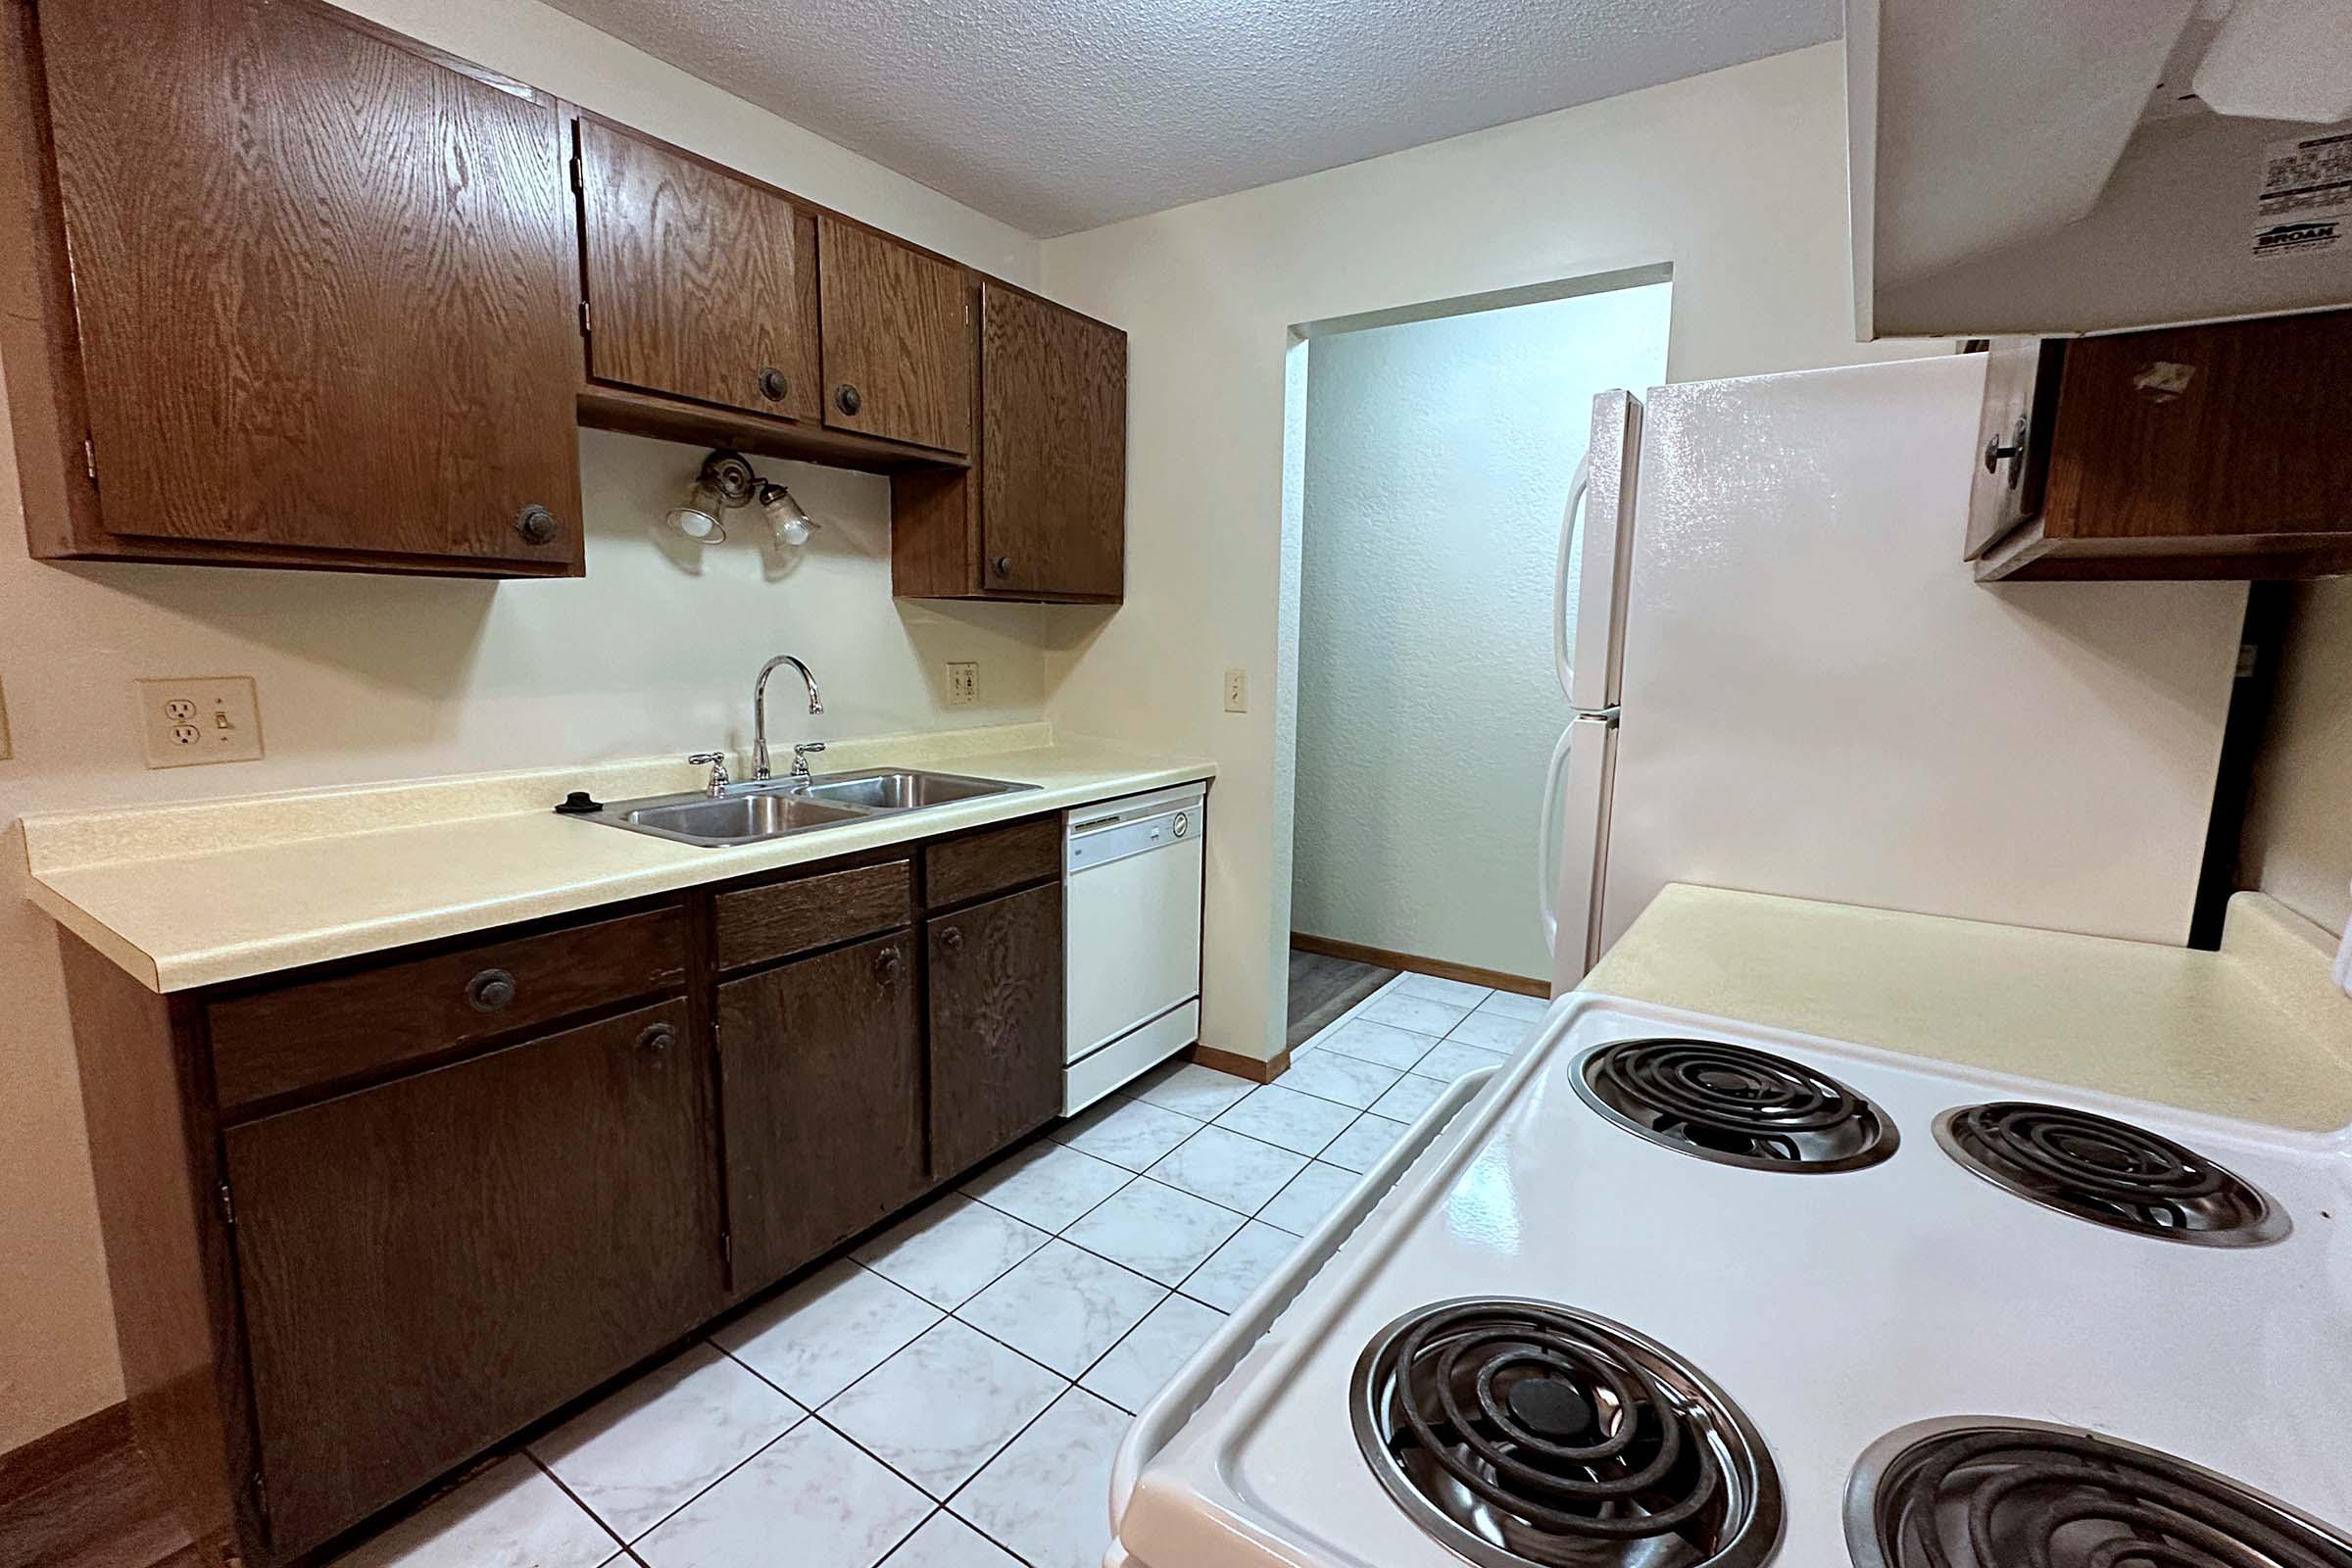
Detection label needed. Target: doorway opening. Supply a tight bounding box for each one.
[1273,268,1672,1045]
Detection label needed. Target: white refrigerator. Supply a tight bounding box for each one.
[1542,352,2248,993]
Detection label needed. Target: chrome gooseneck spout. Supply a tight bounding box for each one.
[753,656,823,781]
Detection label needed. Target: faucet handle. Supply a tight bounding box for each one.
[791,742,826,780]
[686,752,730,795]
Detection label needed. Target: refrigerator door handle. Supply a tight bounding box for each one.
[1553,455,1591,705]
[1538,722,1576,954]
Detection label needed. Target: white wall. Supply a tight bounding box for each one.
[1291,286,1671,980]
[0,0,1045,1452]
[1039,41,1930,1066]
[2241,579,2352,936]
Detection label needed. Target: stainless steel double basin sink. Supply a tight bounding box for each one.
[586,768,1037,848]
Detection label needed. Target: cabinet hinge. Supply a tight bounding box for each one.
[578,299,591,336]
[569,154,583,194]
[251,1466,268,1521]
[218,1182,235,1226]
[82,435,96,484]
[720,1231,732,1264]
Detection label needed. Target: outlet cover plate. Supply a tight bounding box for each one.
[1224,668,1249,712]
[947,662,977,706]
[138,676,264,768]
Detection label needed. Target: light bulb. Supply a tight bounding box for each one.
[759,484,819,550]
[663,504,723,541]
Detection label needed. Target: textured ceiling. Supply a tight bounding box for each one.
[536,0,1841,235]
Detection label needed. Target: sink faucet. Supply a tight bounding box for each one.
[753,656,823,781]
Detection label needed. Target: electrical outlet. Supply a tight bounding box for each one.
[1224,667,1249,712]
[0,675,11,760]
[138,676,263,768]
[947,661,977,707]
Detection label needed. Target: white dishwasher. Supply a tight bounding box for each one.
[1063,782,1206,1114]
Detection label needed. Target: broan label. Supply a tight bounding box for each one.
[2254,132,2352,259]
[2253,219,2341,259]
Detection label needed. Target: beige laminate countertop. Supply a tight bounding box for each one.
[1583,884,2352,1133]
[10,724,1213,993]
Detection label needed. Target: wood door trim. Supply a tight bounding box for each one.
[1187,1043,1290,1084]
[1288,932,1548,998]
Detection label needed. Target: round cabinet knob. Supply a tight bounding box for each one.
[637,1023,675,1056]
[939,927,963,954]
[834,383,862,416]
[875,946,903,983]
[757,367,789,401]
[514,504,558,545]
[992,555,1012,578]
[466,967,517,1013]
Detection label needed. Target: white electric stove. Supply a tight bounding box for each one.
[1109,993,2352,1568]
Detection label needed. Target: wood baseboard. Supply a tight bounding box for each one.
[1290,932,1547,998]
[0,1401,130,1500]
[1188,1043,1290,1083]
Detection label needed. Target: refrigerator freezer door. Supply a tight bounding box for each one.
[1563,391,1642,712]
[1544,714,1619,992]
[1597,353,2244,955]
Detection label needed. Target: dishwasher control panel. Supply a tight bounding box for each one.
[1066,784,1208,872]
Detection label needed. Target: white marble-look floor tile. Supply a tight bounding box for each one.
[1212,1084,1358,1156]
[852,1195,1051,1309]
[532,1343,801,1542]
[1393,972,1493,1007]
[958,1141,1133,1233]
[331,1453,618,1568]
[1254,1159,1360,1236]
[1410,1038,1512,1083]
[1144,1124,1306,1214]
[1307,1018,1439,1072]
[1359,990,1475,1037]
[1180,1221,1299,1312]
[714,1258,943,1407]
[634,1417,927,1568]
[1369,1071,1449,1123]
[1446,1008,1539,1054]
[1128,1060,1256,1120]
[880,1510,1023,1568]
[1078,1293,1226,1414]
[954,1239,1165,1377]
[821,1318,1065,1498]
[1273,1048,1404,1110]
[951,1388,1129,1568]
[1052,1095,1201,1170]
[1476,989,1550,1022]
[1319,1112,1411,1173]
[1063,1176,1245,1285]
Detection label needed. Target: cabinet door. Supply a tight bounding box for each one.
[223,1001,720,1557]
[38,0,582,566]
[717,932,925,1291]
[818,216,972,454]
[980,284,1126,598]
[576,120,821,421]
[928,883,1063,1178]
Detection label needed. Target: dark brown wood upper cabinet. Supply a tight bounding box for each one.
[979,282,1126,598]
[20,0,584,573]
[223,1000,722,1558]
[574,119,821,422]
[717,932,926,1292]
[818,215,973,455]
[892,281,1127,603]
[927,882,1063,1180]
[1968,311,2352,581]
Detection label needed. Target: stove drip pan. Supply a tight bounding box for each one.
[1934,1102,2286,1246]
[1351,1298,1782,1568]
[1573,1039,1898,1173]
[1847,1417,2352,1568]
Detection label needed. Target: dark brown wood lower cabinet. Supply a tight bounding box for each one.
[927,883,1064,1179]
[221,1000,721,1558]
[717,932,927,1291]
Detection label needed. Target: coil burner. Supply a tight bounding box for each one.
[1573,1039,1898,1172]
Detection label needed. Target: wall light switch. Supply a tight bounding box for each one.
[947,662,977,707]
[1224,668,1249,712]
[138,676,263,768]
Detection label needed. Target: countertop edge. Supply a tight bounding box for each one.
[32,755,1215,995]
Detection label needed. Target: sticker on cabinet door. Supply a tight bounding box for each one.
[2252,130,2351,259]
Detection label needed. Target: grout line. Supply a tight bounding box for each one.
[523,1449,633,1558]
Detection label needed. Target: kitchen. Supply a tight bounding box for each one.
[2,1,2349,1568]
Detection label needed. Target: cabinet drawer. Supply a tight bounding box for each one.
[924,814,1060,907]
[208,907,687,1110]
[714,858,912,971]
